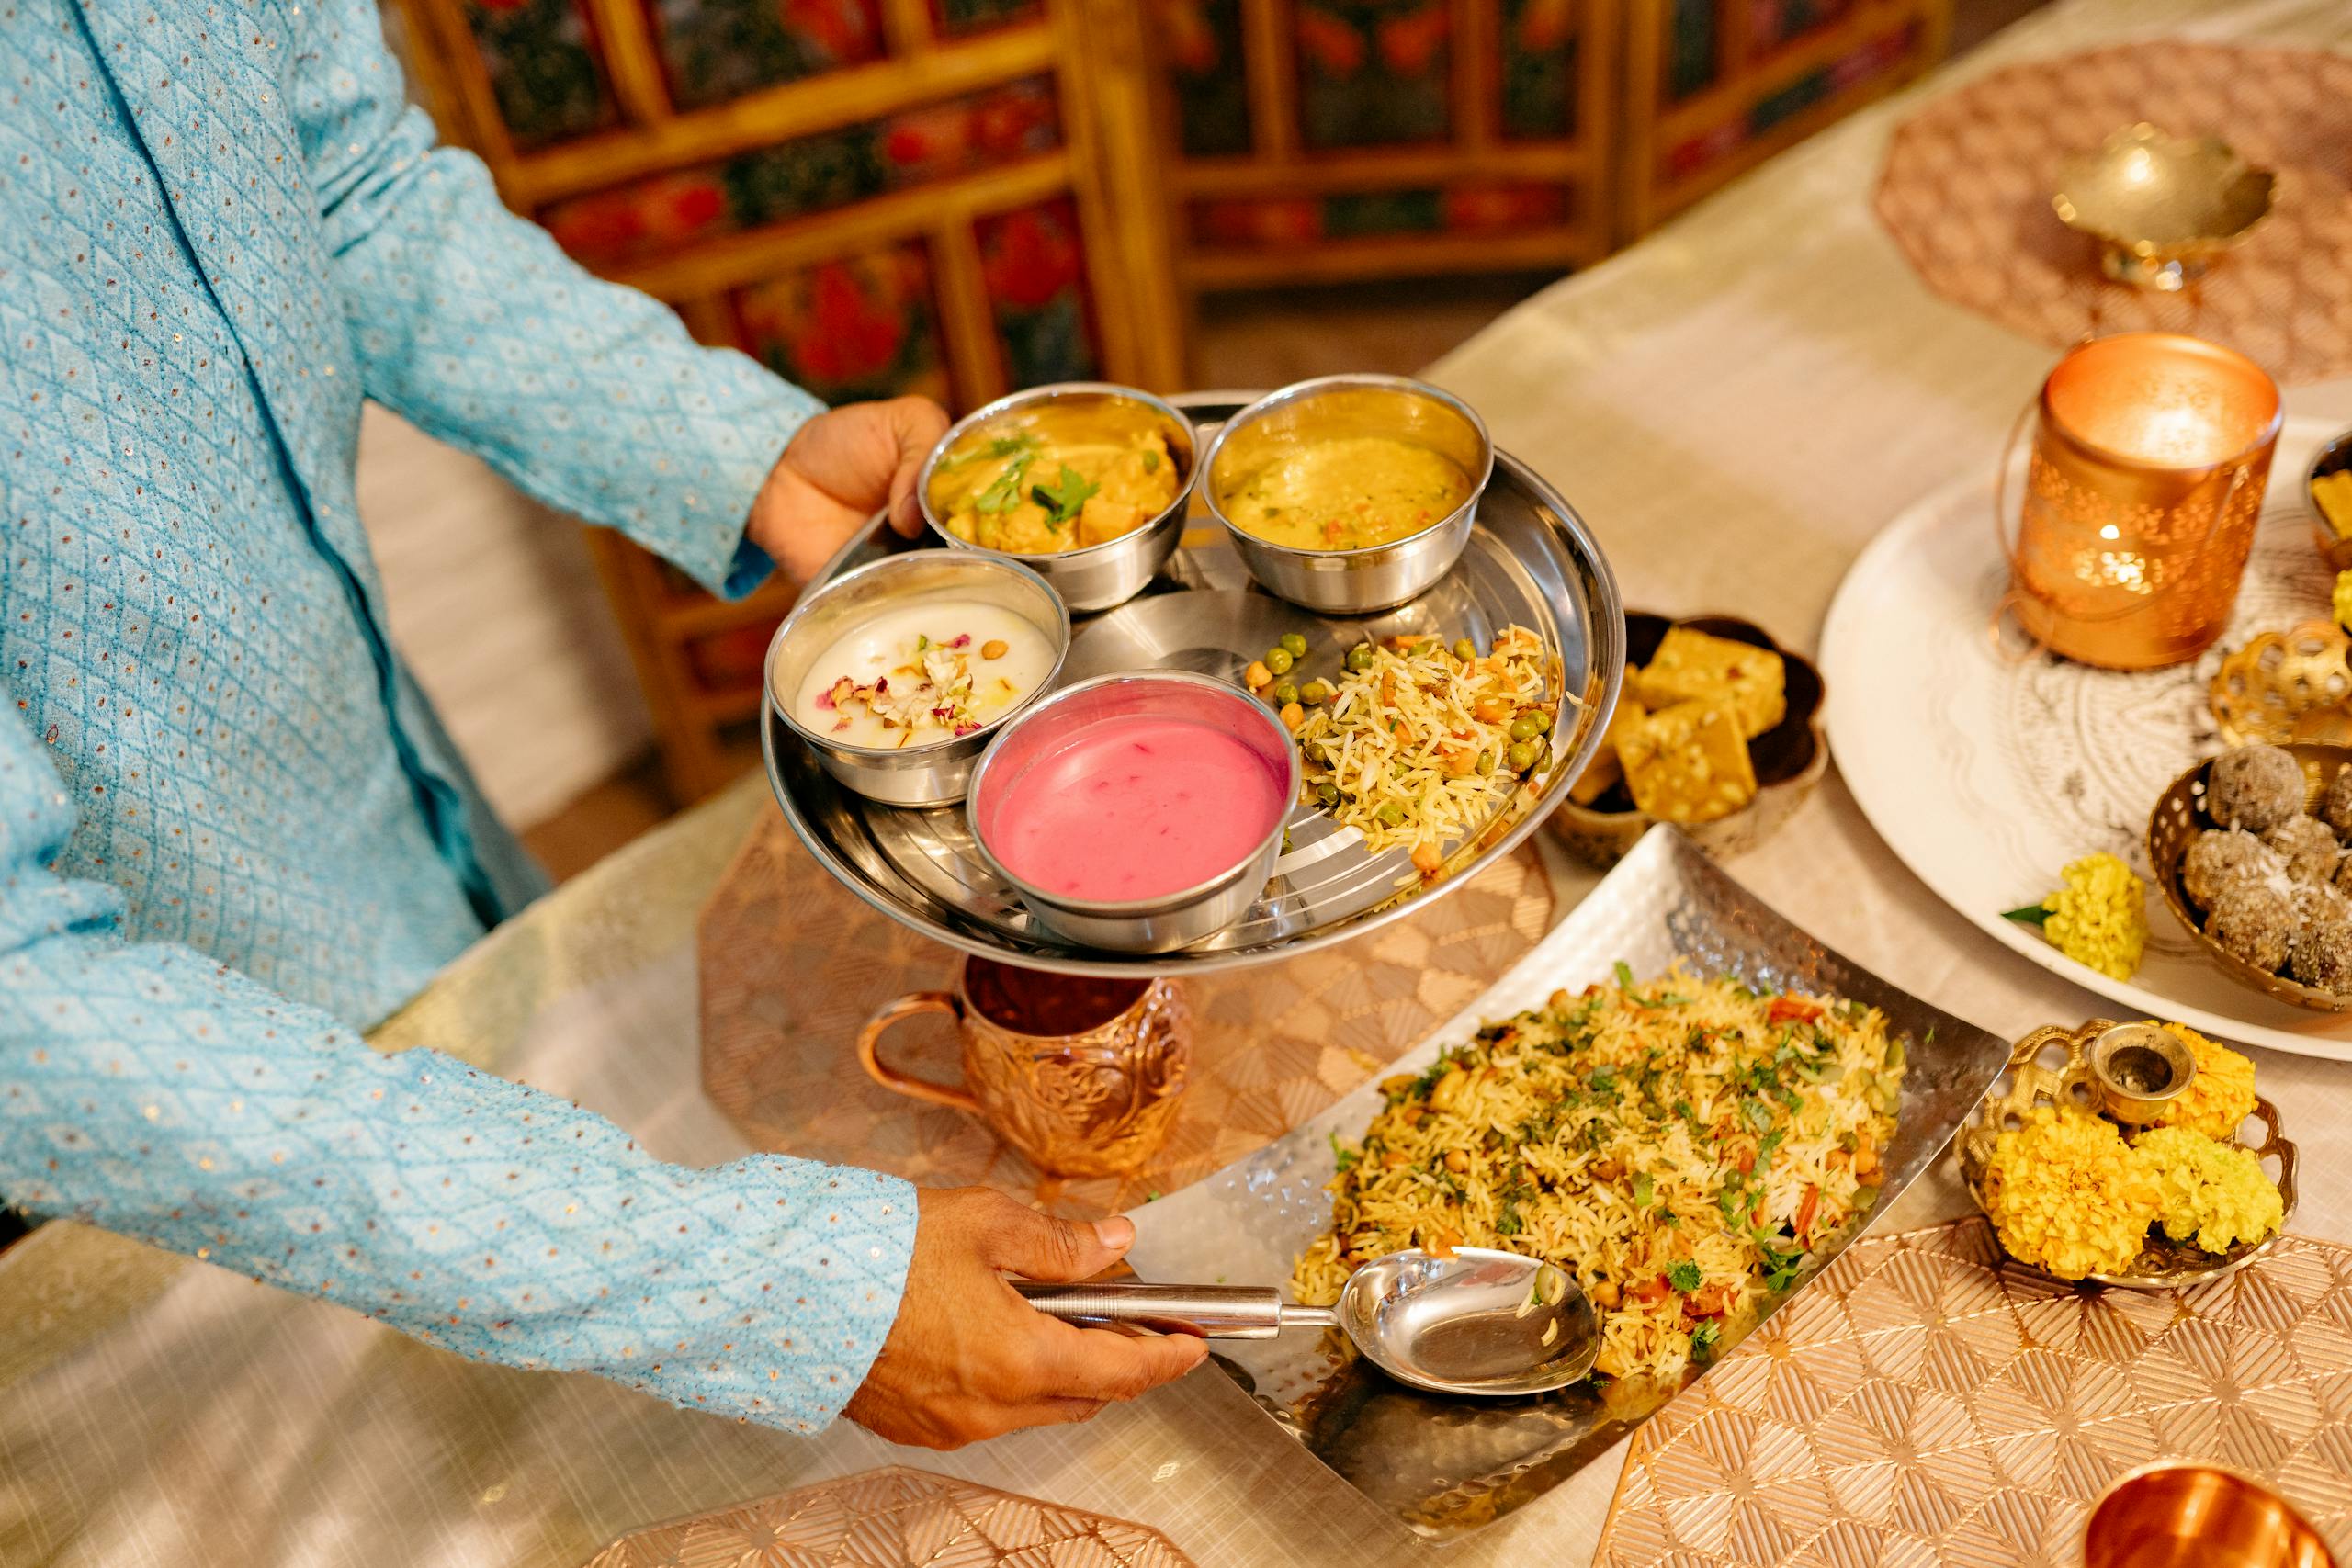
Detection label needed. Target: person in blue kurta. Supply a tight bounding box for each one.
[0,0,1203,1447]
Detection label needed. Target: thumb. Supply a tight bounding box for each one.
[886,396,950,538]
[986,1203,1134,1282]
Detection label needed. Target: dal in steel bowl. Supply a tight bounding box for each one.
[1200,373,1493,615]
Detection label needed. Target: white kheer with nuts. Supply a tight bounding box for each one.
[789,598,1056,750]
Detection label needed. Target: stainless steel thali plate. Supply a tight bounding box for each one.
[1125,826,2010,1537]
[763,392,1625,976]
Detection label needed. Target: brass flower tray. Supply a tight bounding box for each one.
[1547,612,1827,869]
[1956,1020,2298,1289]
[2210,621,2352,748]
[2149,743,2352,1014]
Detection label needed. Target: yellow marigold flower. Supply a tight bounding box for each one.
[2148,1021,2259,1141]
[2335,570,2352,636]
[2023,852,2147,982]
[1983,1105,2160,1280]
[2134,1125,2283,1254]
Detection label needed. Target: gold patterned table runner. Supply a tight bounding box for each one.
[582,1465,1198,1567]
[1599,1217,2352,1565]
[1875,42,2352,385]
[696,809,1557,1215]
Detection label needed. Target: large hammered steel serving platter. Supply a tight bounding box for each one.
[763,394,1624,977]
[1125,827,2011,1538]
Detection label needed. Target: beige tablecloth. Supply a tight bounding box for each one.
[8,1,2352,1562]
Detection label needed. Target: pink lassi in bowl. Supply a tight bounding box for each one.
[967,671,1299,953]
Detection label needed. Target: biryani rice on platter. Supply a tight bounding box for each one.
[1295,965,1905,1383]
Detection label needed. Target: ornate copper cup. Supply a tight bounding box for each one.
[2084,1462,2336,1568]
[2001,332,2282,671]
[855,957,1190,1178]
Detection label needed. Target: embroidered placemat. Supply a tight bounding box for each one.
[1875,42,2352,384]
[697,807,1557,1215]
[1597,1217,2352,1566]
[581,1465,1197,1567]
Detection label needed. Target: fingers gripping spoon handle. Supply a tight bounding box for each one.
[1013,1247,1598,1396]
[1012,1281,1335,1338]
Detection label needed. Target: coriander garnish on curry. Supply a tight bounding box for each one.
[926,398,1182,556]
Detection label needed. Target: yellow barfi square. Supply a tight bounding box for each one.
[1569,696,1647,806]
[1635,626,1786,740]
[1620,699,1758,824]
[2315,470,2352,539]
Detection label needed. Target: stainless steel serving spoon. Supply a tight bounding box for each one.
[1015,1247,1599,1397]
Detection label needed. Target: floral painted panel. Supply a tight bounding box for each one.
[1295,1,1452,150]
[650,0,887,113]
[464,0,617,150]
[540,78,1059,268]
[1749,0,1851,55]
[1499,0,1578,140]
[1659,22,1913,181]
[1664,0,1718,101]
[978,200,1100,389]
[1156,0,1251,157]
[731,243,953,407]
[928,0,1042,36]
[1190,183,1567,246]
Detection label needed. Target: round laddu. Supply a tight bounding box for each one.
[2207,881,2296,973]
[2204,745,2307,834]
[2264,814,2340,885]
[2290,897,2352,993]
[2323,763,2352,841]
[2180,829,2278,910]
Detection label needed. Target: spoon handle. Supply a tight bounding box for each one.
[1013,1280,1328,1338]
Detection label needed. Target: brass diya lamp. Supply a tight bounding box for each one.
[2053,123,2276,293]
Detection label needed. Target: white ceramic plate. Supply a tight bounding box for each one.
[1821,416,2352,1058]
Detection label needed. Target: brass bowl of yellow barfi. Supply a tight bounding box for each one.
[919,383,1198,614]
[1200,374,1492,615]
[1547,613,1826,869]
[2308,424,2352,573]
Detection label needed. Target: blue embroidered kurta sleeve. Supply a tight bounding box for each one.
[296,1,819,598]
[0,0,919,1434]
[0,692,917,1429]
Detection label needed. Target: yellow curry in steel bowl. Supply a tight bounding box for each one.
[1217,435,1474,552]
[926,398,1184,556]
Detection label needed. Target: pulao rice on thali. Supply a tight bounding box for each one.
[1294,964,1906,1382]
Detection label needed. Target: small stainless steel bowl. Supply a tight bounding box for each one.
[966,671,1298,953]
[917,382,1198,615]
[1199,373,1494,615]
[765,551,1070,809]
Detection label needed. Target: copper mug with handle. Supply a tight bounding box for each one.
[856,956,1190,1179]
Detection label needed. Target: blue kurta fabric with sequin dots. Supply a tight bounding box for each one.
[0,0,915,1430]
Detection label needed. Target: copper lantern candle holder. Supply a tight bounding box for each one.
[2001,332,2282,671]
